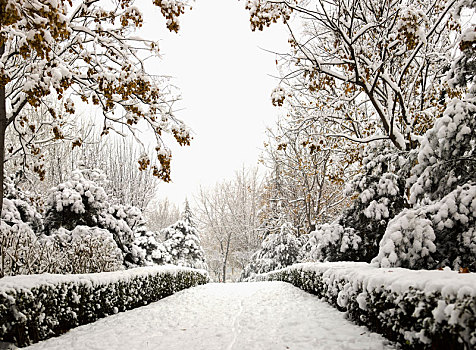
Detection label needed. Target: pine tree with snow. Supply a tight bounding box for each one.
[241,222,303,280]
[43,169,109,234]
[42,169,143,268]
[100,204,146,268]
[338,141,410,262]
[374,12,476,270]
[300,223,362,262]
[159,203,207,269]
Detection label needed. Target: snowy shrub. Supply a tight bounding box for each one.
[241,222,303,280]
[0,266,208,347]
[257,262,476,350]
[339,141,410,262]
[0,221,48,277]
[0,223,123,277]
[42,170,147,269]
[99,205,141,267]
[374,184,476,270]
[3,179,43,232]
[134,230,172,266]
[300,223,362,262]
[160,219,207,269]
[43,169,109,233]
[48,226,123,273]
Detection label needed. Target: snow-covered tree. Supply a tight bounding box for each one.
[243,0,457,151]
[160,205,207,269]
[42,169,143,268]
[373,5,476,270]
[241,222,303,280]
[300,223,362,262]
[0,0,193,213]
[261,120,351,233]
[2,176,43,232]
[337,141,410,262]
[197,167,263,281]
[43,169,108,234]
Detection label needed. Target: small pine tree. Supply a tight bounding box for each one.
[159,202,207,269]
[241,222,303,280]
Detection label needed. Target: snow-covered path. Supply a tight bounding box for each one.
[26,282,394,350]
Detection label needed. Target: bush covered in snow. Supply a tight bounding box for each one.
[241,222,304,280]
[0,223,123,277]
[338,142,410,262]
[40,170,151,269]
[256,262,476,349]
[300,223,362,262]
[374,184,476,270]
[100,204,144,267]
[3,180,43,233]
[0,266,208,347]
[134,230,171,266]
[43,169,109,233]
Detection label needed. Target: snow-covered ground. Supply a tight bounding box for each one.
[25,282,394,350]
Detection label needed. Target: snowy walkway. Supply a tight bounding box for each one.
[26,282,395,350]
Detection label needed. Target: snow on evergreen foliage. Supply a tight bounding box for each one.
[100,204,143,268]
[374,18,476,270]
[2,178,43,232]
[134,230,171,266]
[300,223,362,262]
[41,169,148,269]
[241,222,303,279]
[160,219,207,269]
[43,169,109,233]
[338,142,409,262]
[374,184,476,270]
[409,98,476,204]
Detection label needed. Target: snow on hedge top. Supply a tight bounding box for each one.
[265,262,476,298]
[0,265,208,293]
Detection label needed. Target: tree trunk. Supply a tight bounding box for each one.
[222,234,232,283]
[0,44,6,216]
[222,259,226,283]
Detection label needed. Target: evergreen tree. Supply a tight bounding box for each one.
[241,222,303,280]
[42,169,143,268]
[300,223,362,262]
[337,142,410,262]
[159,202,207,269]
[43,169,109,234]
[374,16,476,270]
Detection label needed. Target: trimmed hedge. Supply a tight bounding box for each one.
[255,262,476,350]
[0,266,208,347]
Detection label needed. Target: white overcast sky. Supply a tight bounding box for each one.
[138,0,290,206]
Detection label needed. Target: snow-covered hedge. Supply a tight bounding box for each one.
[0,266,208,347]
[255,262,476,349]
